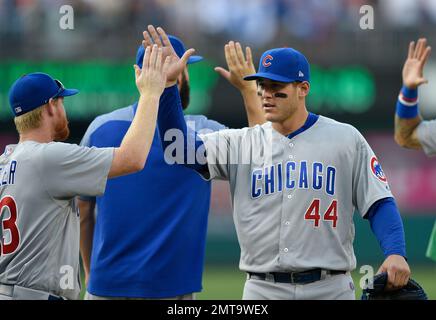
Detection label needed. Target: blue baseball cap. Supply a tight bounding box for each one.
[136,35,203,69]
[8,72,79,116]
[244,48,310,83]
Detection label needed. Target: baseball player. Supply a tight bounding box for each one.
[77,26,263,300]
[392,38,436,263]
[154,35,411,299]
[0,40,185,299]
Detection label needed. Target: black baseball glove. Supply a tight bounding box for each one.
[361,272,428,300]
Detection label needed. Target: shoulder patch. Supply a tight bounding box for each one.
[370,156,387,183]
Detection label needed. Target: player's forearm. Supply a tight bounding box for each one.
[240,87,265,127]
[394,115,422,149]
[366,197,407,258]
[157,85,187,138]
[123,93,160,161]
[394,86,423,149]
[109,93,160,178]
[79,199,96,277]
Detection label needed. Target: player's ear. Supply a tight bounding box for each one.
[46,98,58,116]
[298,81,310,98]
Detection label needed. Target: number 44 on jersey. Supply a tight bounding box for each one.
[304,199,338,228]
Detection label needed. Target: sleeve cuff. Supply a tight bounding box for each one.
[396,86,419,118]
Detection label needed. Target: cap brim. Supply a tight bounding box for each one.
[59,88,79,97]
[244,72,295,83]
[187,55,203,64]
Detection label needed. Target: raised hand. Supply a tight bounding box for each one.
[134,44,170,97]
[143,25,196,86]
[215,41,257,92]
[403,38,432,89]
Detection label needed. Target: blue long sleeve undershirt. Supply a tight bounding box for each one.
[157,85,207,174]
[365,197,407,258]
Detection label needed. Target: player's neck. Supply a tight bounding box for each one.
[272,108,309,136]
[19,128,54,144]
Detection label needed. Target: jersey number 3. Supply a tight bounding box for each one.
[0,196,20,255]
[304,199,338,228]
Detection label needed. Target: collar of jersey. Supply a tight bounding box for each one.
[285,112,319,140]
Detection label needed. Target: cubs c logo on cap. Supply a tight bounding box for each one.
[370,156,387,183]
[262,55,273,67]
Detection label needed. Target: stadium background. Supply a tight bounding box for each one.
[0,0,435,299]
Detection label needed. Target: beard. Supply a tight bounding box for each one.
[179,74,190,110]
[54,115,70,141]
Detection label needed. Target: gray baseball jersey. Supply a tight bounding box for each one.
[0,141,113,299]
[199,115,393,273]
[417,119,436,156]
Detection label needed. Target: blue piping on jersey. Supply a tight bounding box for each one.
[286,112,319,140]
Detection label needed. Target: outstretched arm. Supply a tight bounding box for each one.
[108,41,171,178]
[157,85,208,174]
[143,25,209,174]
[394,38,431,149]
[215,41,264,127]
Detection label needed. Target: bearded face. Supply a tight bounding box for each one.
[53,98,70,141]
[53,114,70,141]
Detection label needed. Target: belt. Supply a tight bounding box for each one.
[247,269,347,285]
[0,284,65,300]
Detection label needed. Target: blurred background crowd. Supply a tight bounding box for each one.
[1,0,436,61]
[0,0,435,298]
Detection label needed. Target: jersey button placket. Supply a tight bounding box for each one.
[279,144,291,260]
[288,142,295,199]
[288,142,295,160]
[283,141,296,258]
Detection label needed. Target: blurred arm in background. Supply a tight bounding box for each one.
[79,198,96,287]
[394,38,436,265]
[394,38,431,150]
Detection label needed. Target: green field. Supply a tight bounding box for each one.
[79,264,435,300]
[197,265,436,300]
